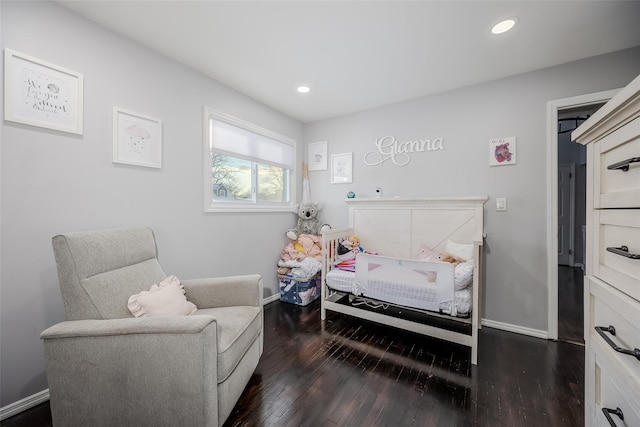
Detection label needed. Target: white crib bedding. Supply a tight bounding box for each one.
[325,267,472,316]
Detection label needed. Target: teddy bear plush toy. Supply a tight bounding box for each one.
[285,201,330,240]
[437,252,466,267]
[416,244,465,266]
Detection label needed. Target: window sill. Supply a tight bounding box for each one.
[204,203,294,214]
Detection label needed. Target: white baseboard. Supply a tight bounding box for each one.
[481,318,549,340]
[0,389,49,421]
[263,294,280,305]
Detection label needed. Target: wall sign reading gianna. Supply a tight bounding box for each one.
[364,135,445,166]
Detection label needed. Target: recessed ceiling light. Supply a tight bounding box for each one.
[491,18,517,35]
[297,86,311,94]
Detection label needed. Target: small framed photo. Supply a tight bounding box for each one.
[489,136,516,166]
[308,141,328,171]
[113,107,162,168]
[331,152,353,184]
[4,48,84,135]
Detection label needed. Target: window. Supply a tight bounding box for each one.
[203,107,296,212]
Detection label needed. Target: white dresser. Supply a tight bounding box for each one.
[573,74,640,427]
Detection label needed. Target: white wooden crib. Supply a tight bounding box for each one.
[321,196,488,364]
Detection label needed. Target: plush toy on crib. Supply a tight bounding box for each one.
[341,235,363,254]
[285,201,331,240]
[416,244,440,261]
[337,235,364,261]
[416,243,473,289]
[437,252,466,267]
[416,244,465,266]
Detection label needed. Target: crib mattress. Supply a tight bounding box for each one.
[325,268,472,316]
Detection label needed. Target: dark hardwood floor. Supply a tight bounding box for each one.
[2,300,584,427]
[558,265,584,345]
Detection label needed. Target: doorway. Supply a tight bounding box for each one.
[546,89,619,342]
[556,107,600,344]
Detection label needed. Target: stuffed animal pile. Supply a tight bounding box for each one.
[278,234,322,278]
[278,201,332,279]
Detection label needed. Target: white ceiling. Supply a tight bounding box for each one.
[57,1,640,123]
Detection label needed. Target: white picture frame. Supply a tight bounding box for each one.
[113,107,162,169]
[331,152,353,184]
[308,141,328,171]
[4,48,84,135]
[489,136,517,166]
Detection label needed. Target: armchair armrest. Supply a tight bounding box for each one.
[41,317,219,426]
[40,316,216,339]
[182,274,262,309]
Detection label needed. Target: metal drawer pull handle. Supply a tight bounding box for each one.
[595,325,640,361]
[602,407,624,426]
[607,156,640,172]
[606,246,640,260]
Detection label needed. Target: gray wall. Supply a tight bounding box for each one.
[304,47,640,334]
[0,2,303,407]
[2,0,640,412]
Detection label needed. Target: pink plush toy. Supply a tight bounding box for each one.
[416,244,440,261]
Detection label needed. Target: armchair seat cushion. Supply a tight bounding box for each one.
[195,306,261,382]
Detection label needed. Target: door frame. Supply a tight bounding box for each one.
[546,88,619,340]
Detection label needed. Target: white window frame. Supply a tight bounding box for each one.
[203,107,296,213]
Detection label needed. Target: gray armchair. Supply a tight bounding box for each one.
[40,227,263,427]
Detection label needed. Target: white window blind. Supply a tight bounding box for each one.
[210,119,295,169]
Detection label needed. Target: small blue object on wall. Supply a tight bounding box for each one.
[347,191,356,198]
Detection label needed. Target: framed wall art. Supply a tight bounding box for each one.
[4,48,84,134]
[489,136,517,166]
[307,141,328,171]
[331,152,353,184]
[113,107,162,168]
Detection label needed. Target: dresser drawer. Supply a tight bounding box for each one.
[589,338,640,427]
[593,115,640,209]
[592,209,640,301]
[588,276,640,380]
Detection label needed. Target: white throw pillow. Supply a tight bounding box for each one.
[127,275,197,317]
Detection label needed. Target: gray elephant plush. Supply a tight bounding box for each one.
[285,201,330,240]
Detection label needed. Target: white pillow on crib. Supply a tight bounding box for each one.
[454,262,473,290]
[446,240,474,264]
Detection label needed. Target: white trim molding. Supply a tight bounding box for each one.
[0,389,49,421]
[482,318,548,340]
[263,294,281,305]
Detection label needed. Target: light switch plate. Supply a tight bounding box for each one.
[496,197,507,211]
